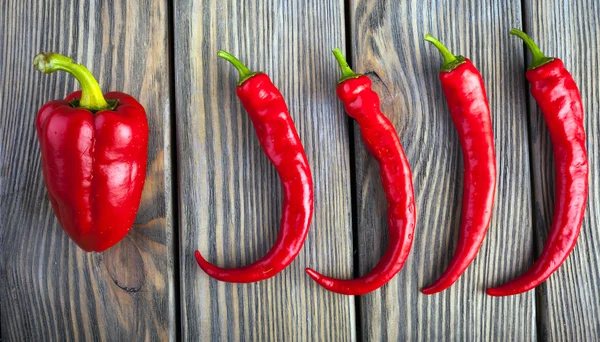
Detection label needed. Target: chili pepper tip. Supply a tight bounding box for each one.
[305,268,325,283]
[421,286,440,295]
[486,286,518,297]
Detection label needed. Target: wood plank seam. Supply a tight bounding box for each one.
[166,0,183,340]
[342,0,365,341]
[519,2,543,341]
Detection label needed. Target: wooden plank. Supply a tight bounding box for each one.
[523,1,600,340]
[350,0,537,340]
[174,0,355,340]
[0,0,175,340]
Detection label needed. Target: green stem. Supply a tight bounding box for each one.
[332,48,361,83]
[217,50,260,86]
[424,34,466,72]
[509,28,553,69]
[33,53,112,111]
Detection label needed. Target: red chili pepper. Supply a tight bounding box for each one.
[34,53,148,252]
[194,51,314,283]
[304,49,416,295]
[421,35,497,294]
[487,29,588,296]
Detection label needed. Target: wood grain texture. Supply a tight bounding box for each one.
[524,1,600,340]
[349,1,536,340]
[174,0,356,340]
[0,0,175,340]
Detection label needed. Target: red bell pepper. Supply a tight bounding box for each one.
[34,53,148,252]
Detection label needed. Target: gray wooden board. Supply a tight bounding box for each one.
[0,0,175,340]
[174,0,356,340]
[349,0,536,340]
[524,0,600,340]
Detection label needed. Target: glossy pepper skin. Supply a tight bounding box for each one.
[421,35,497,294]
[305,49,416,295]
[195,51,314,283]
[487,29,588,296]
[34,53,148,252]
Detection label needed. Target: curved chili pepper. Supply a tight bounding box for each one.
[421,35,497,294]
[34,53,148,252]
[487,29,588,296]
[305,49,416,295]
[195,51,314,283]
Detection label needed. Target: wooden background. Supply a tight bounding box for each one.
[0,0,598,341]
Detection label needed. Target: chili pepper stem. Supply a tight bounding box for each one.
[33,52,112,111]
[331,48,361,83]
[509,28,554,70]
[424,34,466,72]
[217,50,260,86]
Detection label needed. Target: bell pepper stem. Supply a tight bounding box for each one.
[217,50,260,86]
[332,48,361,83]
[424,34,466,72]
[33,53,111,111]
[509,28,554,69]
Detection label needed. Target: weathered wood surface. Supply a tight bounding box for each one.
[349,0,536,340]
[1,0,599,341]
[0,0,175,341]
[524,0,600,340]
[173,0,355,340]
